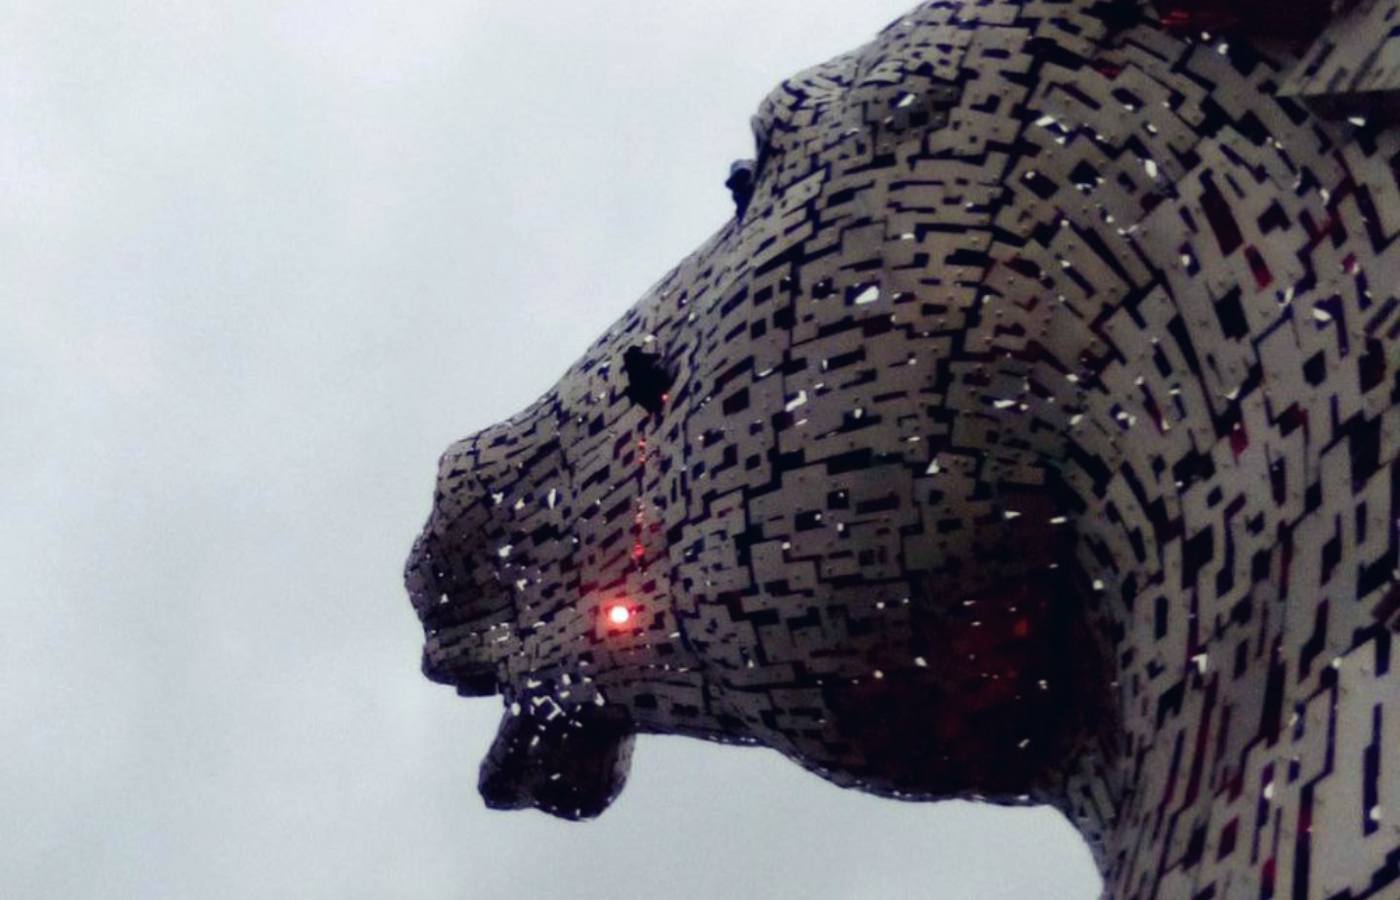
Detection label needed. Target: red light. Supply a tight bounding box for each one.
[607,604,631,625]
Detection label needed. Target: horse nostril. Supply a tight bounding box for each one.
[622,346,673,414]
[726,158,756,220]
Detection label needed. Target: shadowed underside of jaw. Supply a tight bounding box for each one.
[478,705,636,820]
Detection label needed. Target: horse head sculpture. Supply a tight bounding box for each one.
[406,1,1400,895]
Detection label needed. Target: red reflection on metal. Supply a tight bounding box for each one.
[1157,0,1331,39]
[1245,246,1273,288]
[632,437,650,563]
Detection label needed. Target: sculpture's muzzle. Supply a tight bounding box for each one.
[404,502,513,697]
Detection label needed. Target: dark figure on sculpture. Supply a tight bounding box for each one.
[406,1,1400,896]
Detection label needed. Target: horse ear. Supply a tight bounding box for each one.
[478,706,635,820]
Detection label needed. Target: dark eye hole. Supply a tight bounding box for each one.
[622,346,673,415]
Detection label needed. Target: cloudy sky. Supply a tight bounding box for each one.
[1,2,1100,897]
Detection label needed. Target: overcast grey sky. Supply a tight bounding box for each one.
[1,2,1101,897]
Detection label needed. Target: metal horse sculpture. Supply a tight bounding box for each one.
[406,1,1400,896]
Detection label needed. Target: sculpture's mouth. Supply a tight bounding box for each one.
[421,645,499,696]
[404,532,511,697]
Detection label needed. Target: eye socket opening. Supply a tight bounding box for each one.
[622,346,673,415]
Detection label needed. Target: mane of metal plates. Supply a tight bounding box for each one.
[405,1,1400,896]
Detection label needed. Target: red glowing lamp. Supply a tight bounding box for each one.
[606,603,632,626]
